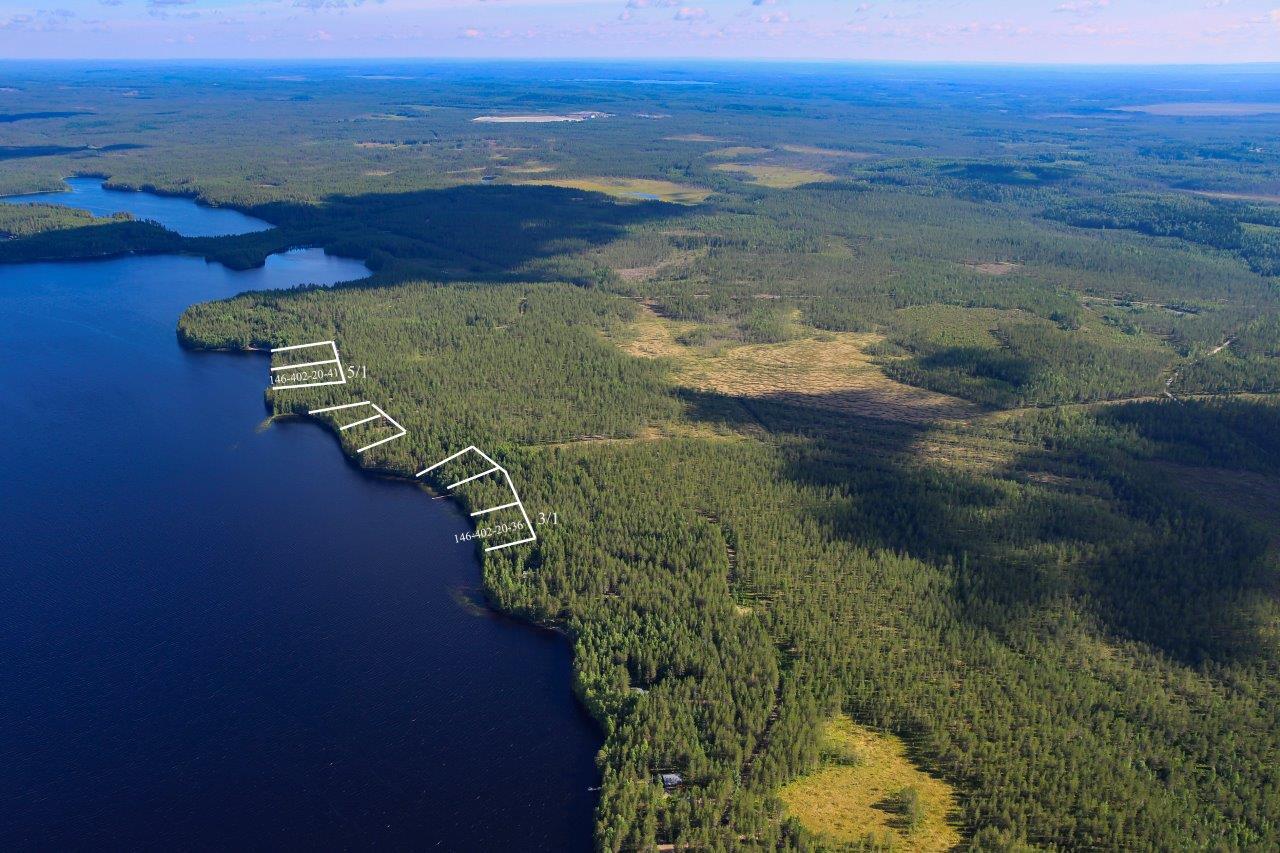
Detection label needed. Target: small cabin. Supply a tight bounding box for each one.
[659,773,683,791]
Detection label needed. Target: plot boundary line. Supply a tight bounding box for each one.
[416,446,537,552]
[471,501,519,517]
[270,351,530,549]
[269,340,347,390]
[309,400,407,453]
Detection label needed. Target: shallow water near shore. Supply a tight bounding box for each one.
[0,245,598,847]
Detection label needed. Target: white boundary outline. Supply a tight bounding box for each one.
[309,400,407,453]
[270,340,347,390]
[416,446,537,552]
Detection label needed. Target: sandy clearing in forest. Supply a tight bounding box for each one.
[516,176,710,204]
[711,163,838,189]
[1188,189,1280,204]
[963,261,1021,275]
[618,306,978,424]
[616,304,700,359]
[534,421,747,449]
[615,265,659,282]
[706,146,772,158]
[780,144,875,158]
[664,133,723,143]
[503,163,556,174]
[612,247,704,283]
[677,335,978,424]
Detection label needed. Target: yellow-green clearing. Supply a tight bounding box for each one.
[780,144,876,158]
[706,146,772,158]
[615,305,977,424]
[711,163,837,188]
[515,176,710,204]
[503,162,556,174]
[780,716,962,851]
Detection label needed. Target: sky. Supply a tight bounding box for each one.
[1,0,1279,62]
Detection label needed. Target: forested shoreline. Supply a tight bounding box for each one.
[177,279,1280,850]
[5,63,1280,849]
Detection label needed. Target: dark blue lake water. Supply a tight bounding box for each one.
[0,206,597,846]
[1,177,272,237]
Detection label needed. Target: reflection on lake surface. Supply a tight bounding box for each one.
[0,244,597,843]
[0,176,272,237]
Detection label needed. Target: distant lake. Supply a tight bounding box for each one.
[0,177,272,237]
[0,210,597,844]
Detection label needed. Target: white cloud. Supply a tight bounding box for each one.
[294,0,365,9]
[2,8,77,30]
[674,6,706,21]
[1054,0,1110,14]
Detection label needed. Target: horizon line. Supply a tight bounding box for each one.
[4,57,1280,69]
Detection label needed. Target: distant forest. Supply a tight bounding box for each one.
[4,63,1279,850]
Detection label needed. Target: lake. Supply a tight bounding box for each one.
[1,177,272,237]
[0,195,598,847]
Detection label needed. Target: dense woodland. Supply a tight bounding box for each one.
[5,63,1280,850]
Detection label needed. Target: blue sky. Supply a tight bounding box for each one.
[2,0,1279,62]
